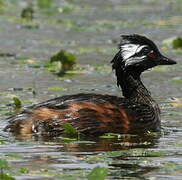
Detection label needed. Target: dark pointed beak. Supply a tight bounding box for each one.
[157,55,177,65]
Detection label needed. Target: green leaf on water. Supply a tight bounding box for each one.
[87,166,108,180]
[0,140,5,145]
[0,173,16,180]
[62,123,78,137]
[172,37,182,49]
[58,136,77,141]
[100,133,137,139]
[50,50,76,75]
[5,153,22,159]
[0,159,10,170]
[18,167,29,174]
[12,97,22,109]
[100,133,122,139]
[0,159,15,180]
[21,4,34,21]
[37,0,53,9]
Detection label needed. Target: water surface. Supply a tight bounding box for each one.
[0,0,182,179]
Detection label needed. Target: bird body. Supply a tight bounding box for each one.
[4,34,176,136]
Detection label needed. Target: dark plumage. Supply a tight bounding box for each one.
[4,34,176,136]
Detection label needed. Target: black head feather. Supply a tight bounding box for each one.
[111,34,159,70]
[119,34,159,52]
[111,34,176,88]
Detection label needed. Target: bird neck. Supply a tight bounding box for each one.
[119,72,152,103]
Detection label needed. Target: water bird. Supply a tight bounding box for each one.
[4,34,176,136]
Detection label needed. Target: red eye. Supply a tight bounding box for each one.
[148,51,156,58]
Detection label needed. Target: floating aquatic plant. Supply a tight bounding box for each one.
[21,4,34,21]
[87,166,108,180]
[62,122,79,138]
[172,37,182,49]
[37,0,53,9]
[50,50,76,75]
[12,97,22,110]
[0,159,15,180]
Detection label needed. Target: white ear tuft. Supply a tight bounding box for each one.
[121,44,148,60]
[121,44,140,60]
